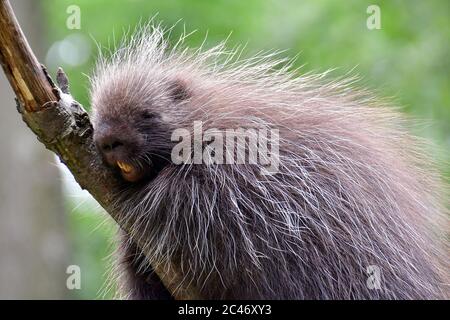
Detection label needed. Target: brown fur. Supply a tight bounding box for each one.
[90,26,449,299]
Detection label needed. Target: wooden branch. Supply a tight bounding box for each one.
[0,0,200,299]
[0,0,55,111]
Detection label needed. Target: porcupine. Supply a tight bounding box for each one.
[89,26,449,299]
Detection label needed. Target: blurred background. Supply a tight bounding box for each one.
[0,0,448,299]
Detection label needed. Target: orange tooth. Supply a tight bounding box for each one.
[117,161,132,173]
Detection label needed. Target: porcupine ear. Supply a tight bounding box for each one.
[168,77,191,102]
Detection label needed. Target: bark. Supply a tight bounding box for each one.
[0,0,200,299]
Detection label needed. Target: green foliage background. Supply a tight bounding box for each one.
[42,0,449,298]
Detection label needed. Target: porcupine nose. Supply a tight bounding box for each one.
[98,135,124,153]
[94,123,127,158]
[94,130,128,167]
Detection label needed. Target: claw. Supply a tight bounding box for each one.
[56,67,70,94]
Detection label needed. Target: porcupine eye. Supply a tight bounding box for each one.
[141,110,156,119]
[169,79,190,102]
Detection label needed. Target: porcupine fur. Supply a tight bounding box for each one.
[90,25,449,299]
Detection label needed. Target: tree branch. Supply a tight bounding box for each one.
[0,0,200,299]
